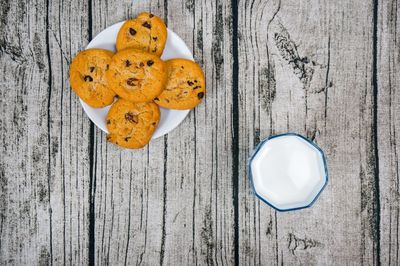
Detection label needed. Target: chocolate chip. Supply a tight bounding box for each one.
[193,86,201,90]
[147,60,154,66]
[129,28,137,35]
[181,66,184,69]
[125,60,131,67]
[125,112,138,123]
[149,13,154,18]
[127,78,138,86]
[142,21,151,29]
[154,97,159,101]
[84,75,93,82]
[187,81,194,86]
[152,36,158,41]
[89,66,95,72]
[106,64,109,70]
[152,48,157,53]
[165,99,170,103]
[194,80,198,82]
[139,62,144,67]
[106,119,111,124]
[197,92,204,99]
[124,137,131,142]
[152,122,156,125]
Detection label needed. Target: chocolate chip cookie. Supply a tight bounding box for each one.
[107,48,167,103]
[106,98,160,149]
[154,59,206,110]
[69,48,116,108]
[116,12,167,57]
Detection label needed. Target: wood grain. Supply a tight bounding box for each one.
[89,2,166,265]
[378,0,400,264]
[0,0,91,265]
[90,0,235,265]
[238,0,380,264]
[0,0,399,264]
[158,1,235,264]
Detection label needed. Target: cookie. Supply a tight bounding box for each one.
[106,99,160,149]
[116,12,167,57]
[69,48,116,108]
[106,49,167,103]
[154,59,206,110]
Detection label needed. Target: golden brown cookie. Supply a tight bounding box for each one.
[116,12,167,57]
[154,59,206,110]
[69,48,116,108]
[106,49,167,103]
[106,98,160,149]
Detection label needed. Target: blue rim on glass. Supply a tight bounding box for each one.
[247,133,329,212]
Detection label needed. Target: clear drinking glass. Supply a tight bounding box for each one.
[248,133,328,211]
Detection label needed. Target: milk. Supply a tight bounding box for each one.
[249,134,327,211]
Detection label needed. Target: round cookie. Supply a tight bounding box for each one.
[106,99,160,149]
[154,59,206,110]
[69,48,116,108]
[116,12,167,57]
[107,49,167,103]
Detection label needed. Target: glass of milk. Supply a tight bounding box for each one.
[248,133,328,211]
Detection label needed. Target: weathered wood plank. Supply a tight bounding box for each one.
[91,0,235,265]
[3,0,400,264]
[238,0,379,264]
[378,0,400,264]
[162,0,235,264]
[90,2,165,265]
[0,0,91,265]
[47,0,93,264]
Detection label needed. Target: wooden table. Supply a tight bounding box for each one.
[1,0,399,265]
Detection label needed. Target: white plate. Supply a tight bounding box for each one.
[81,21,192,139]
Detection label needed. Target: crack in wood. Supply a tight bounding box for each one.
[287,233,323,255]
[196,18,203,63]
[123,162,133,266]
[87,0,96,265]
[185,0,195,12]
[307,128,320,142]
[159,135,168,266]
[200,207,214,265]
[273,25,314,88]
[0,38,27,64]
[265,219,273,236]
[371,0,381,264]
[212,2,224,82]
[45,0,54,263]
[259,64,276,112]
[231,0,240,264]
